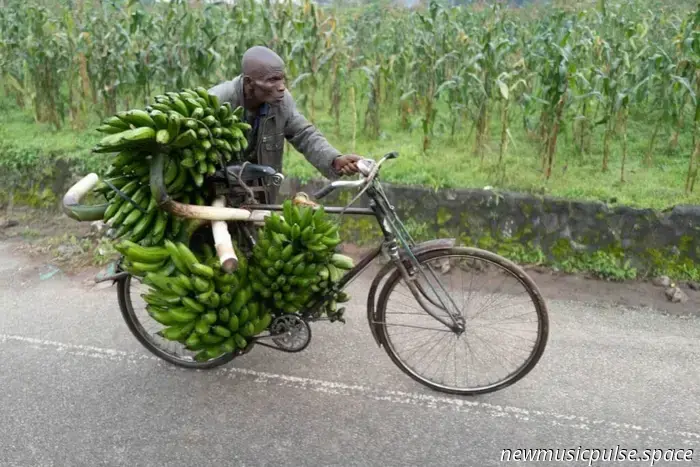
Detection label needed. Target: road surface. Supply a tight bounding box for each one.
[0,241,698,466]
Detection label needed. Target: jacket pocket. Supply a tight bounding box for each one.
[263,132,284,151]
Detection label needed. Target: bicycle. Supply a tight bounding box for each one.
[63,151,549,396]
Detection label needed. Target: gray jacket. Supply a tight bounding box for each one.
[208,75,341,201]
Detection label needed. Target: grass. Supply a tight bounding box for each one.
[1,95,698,211]
[282,93,699,209]
[0,100,107,176]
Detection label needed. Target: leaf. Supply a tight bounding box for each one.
[434,80,457,98]
[671,75,697,105]
[290,72,312,89]
[497,79,509,100]
[435,51,458,68]
[400,90,417,102]
[511,79,528,94]
[595,115,610,127]
[574,91,604,102]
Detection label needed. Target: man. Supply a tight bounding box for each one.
[207,46,361,203]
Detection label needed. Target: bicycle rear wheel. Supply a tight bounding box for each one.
[116,225,249,369]
[374,246,548,395]
[117,273,238,369]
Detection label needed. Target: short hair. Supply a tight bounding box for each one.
[242,46,285,79]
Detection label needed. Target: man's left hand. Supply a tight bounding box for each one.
[333,154,362,176]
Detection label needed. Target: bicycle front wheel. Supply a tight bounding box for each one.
[374,247,548,396]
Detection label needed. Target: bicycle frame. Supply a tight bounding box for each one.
[62,151,465,333]
[230,160,465,333]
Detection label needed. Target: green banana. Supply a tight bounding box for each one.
[104,116,131,129]
[233,333,247,349]
[159,322,195,341]
[171,129,197,148]
[167,113,181,137]
[182,296,206,314]
[145,272,188,297]
[120,109,156,128]
[156,129,171,144]
[150,110,169,129]
[169,307,199,323]
[148,308,180,326]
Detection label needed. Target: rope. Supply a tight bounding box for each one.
[233,161,258,206]
[103,178,148,214]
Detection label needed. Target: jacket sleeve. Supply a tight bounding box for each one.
[207,79,238,106]
[282,92,341,180]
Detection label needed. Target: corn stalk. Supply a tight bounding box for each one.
[1,0,698,195]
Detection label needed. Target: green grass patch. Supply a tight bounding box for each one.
[282,94,699,210]
[0,101,108,207]
[0,96,698,211]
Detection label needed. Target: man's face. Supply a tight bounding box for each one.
[248,69,286,105]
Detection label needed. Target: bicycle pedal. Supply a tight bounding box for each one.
[328,307,346,324]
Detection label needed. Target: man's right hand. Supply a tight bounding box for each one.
[333,154,362,176]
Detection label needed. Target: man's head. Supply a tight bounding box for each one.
[242,46,287,109]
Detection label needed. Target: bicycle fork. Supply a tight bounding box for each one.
[384,241,465,334]
[370,183,465,334]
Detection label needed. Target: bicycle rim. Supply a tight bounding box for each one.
[375,247,549,395]
[117,274,236,370]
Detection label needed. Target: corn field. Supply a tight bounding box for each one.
[1,0,699,193]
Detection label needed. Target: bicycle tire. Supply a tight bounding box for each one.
[116,273,236,370]
[374,246,549,396]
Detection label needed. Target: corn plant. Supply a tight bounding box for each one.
[1,0,698,196]
[674,8,700,193]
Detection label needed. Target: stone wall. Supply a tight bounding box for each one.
[12,158,700,281]
[278,177,700,280]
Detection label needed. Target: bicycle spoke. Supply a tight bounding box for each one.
[378,250,547,394]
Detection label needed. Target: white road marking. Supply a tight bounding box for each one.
[2,333,698,445]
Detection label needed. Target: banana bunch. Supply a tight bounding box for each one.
[247,200,355,317]
[298,256,353,322]
[85,87,358,362]
[91,86,251,247]
[121,238,271,361]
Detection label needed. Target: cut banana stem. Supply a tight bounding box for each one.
[62,173,109,221]
[249,210,273,226]
[164,200,261,221]
[150,151,261,222]
[212,196,238,273]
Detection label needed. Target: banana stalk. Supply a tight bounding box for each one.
[62,173,109,221]
[211,196,239,273]
[148,151,259,222]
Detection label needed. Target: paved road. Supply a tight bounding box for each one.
[0,241,698,466]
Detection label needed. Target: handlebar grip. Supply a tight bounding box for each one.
[313,184,336,200]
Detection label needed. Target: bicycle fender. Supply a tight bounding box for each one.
[366,238,456,347]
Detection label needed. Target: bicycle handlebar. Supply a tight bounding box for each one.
[313,151,398,200]
[62,150,399,224]
[312,184,338,200]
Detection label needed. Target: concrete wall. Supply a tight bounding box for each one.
[278,177,700,280]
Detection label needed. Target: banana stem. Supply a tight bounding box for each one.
[62,172,109,221]
[211,196,239,273]
[149,151,266,222]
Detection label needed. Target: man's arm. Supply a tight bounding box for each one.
[282,92,341,180]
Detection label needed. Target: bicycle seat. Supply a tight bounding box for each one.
[210,163,277,183]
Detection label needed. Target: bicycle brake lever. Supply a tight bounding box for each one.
[357,159,375,177]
